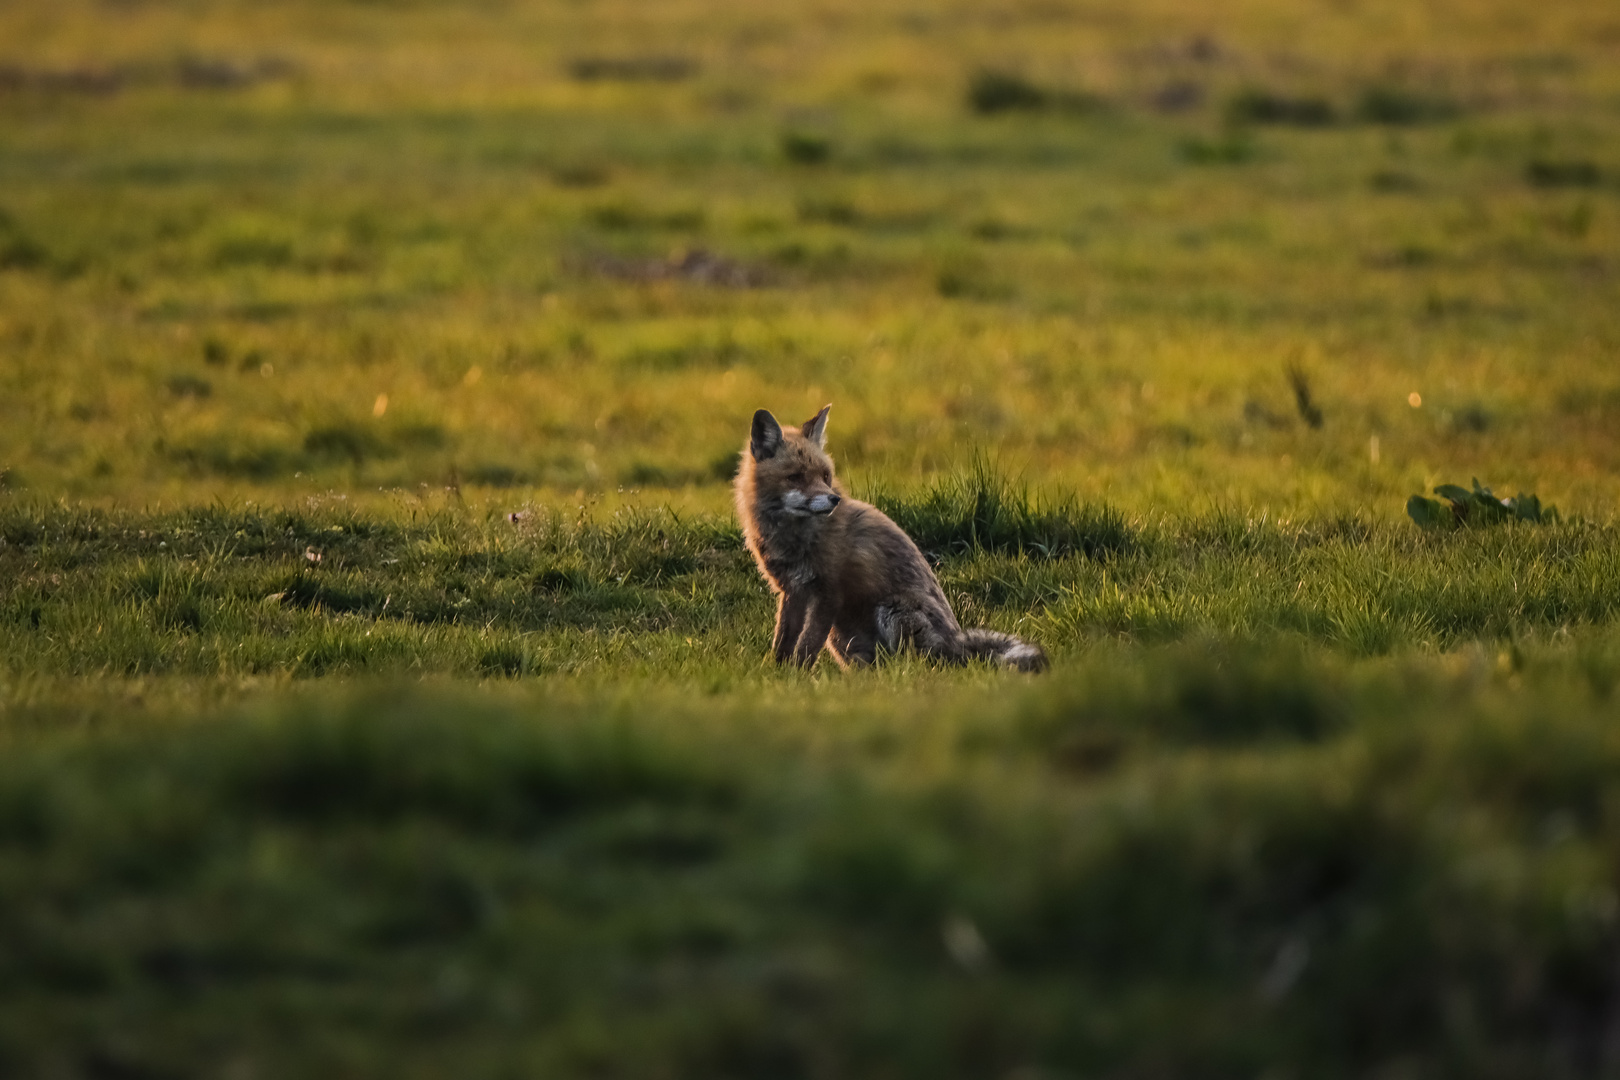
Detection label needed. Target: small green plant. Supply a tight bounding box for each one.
[1407,479,1557,529]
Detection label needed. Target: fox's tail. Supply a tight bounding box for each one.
[957,628,1049,673]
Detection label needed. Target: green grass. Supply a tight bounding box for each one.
[4,0,1620,1073]
[4,483,1617,680]
[5,650,1620,1077]
[1,0,1618,514]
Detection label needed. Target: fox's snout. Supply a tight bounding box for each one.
[783,488,841,516]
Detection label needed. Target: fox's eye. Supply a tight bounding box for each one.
[821,471,832,483]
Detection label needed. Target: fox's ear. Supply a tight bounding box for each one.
[750,409,784,461]
[801,404,831,449]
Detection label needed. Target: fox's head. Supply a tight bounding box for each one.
[740,405,842,517]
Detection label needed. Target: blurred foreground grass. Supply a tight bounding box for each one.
[6,647,1620,1077]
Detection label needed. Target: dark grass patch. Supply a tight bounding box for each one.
[780,131,833,165]
[549,162,612,188]
[0,231,50,271]
[621,455,736,488]
[175,55,297,92]
[872,460,1133,561]
[165,422,450,480]
[587,201,705,232]
[1526,159,1602,188]
[212,233,296,269]
[1151,79,1205,113]
[1355,86,1461,125]
[967,71,1107,116]
[0,209,73,275]
[303,423,393,466]
[1225,89,1337,127]
[1368,168,1422,192]
[1179,133,1256,165]
[968,71,1049,114]
[797,197,861,226]
[567,55,698,82]
[0,64,123,95]
[461,463,530,488]
[165,374,212,399]
[165,436,296,480]
[934,255,1012,301]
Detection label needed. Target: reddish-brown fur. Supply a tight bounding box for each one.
[734,406,1048,672]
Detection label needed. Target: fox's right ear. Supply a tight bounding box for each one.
[750,410,784,461]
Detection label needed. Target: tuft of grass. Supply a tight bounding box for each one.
[872,460,1134,561]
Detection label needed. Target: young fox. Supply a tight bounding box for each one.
[734,405,1048,673]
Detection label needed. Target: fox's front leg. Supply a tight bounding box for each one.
[791,596,837,668]
[773,591,809,664]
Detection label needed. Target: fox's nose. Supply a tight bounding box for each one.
[825,494,841,510]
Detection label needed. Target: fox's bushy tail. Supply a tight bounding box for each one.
[958,628,1049,673]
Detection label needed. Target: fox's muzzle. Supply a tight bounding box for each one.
[782,489,841,516]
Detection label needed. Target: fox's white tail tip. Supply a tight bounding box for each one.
[1002,641,1048,672]
[960,628,1049,673]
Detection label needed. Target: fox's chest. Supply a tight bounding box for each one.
[755,520,830,592]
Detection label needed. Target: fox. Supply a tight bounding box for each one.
[734,405,1048,673]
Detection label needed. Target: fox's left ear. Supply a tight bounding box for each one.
[801,404,831,449]
[751,409,784,461]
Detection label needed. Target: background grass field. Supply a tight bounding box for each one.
[3,0,1620,1075]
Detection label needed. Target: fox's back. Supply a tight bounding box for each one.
[814,497,956,624]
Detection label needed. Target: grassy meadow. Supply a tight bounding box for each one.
[3,0,1620,1075]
